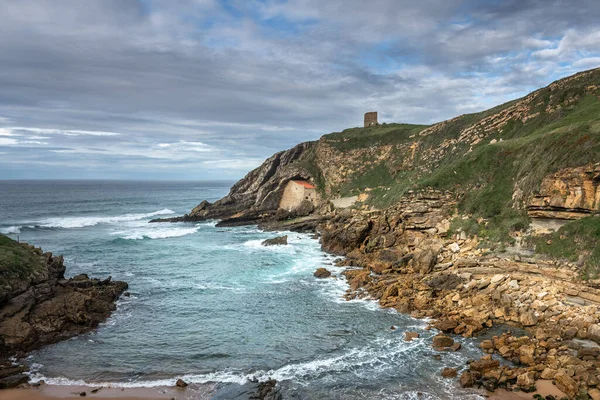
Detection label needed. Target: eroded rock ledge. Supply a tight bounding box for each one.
[315,191,600,399]
[0,237,127,388]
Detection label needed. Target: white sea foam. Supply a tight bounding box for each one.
[0,225,21,234]
[114,225,199,240]
[38,209,175,229]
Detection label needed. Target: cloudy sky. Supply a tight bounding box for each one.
[1,0,599,180]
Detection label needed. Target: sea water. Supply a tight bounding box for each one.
[0,181,486,399]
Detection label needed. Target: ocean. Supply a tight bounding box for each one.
[0,180,487,399]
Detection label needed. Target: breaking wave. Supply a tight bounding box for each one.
[37,209,175,229]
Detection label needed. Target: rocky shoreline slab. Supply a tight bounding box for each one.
[310,191,600,399]
[0,235,128,389]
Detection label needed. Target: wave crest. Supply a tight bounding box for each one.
[38,209,175,229]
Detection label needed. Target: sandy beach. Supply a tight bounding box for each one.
[0,384,206,400]
[487,380,567,399]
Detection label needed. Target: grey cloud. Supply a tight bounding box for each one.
[0,0,599,179]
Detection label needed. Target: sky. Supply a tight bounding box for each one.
[0,0,599,180]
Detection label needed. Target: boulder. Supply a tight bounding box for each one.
[519,344,535,365]
[554,371,578,399]
[516,371,536,392]
[540,368,557,380]
[441,367,457,378]
[432,335,454,350]
[176,378,188,388]
[413,248,438,274]
[469,357,499,373]
[404,331,419,342]
[459,371,475,388]
[262,236,288,246]
[520,310,538,326]
[587,324,600,343]
[425,275,462,291]
[480,340,494,350]
[434,319,459,332]
[313,268,331,278]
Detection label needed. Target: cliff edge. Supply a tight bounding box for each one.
[0,235,127,388]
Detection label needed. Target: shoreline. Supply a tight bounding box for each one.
[0,385,192,400]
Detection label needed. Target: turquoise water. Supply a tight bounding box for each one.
[0,181,486,399]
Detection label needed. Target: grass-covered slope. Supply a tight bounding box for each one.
[533,216,600,278]
[0,235,44,282]
[293,68,600,246]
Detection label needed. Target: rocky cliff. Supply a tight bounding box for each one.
[0,235,127,388]
[152,141,320,225]
[528,163,600,220]
[169,67,600,233]
[162,67,600,398]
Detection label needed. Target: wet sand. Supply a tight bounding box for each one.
[0,384,206,400]
[488,379,566,399]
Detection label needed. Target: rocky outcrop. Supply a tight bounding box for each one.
[151,142,319,224]
[0,235,127,388]
[262,235,288,246]
[313,268,331,278]
[528,163,600,220]
[315,195,600,398]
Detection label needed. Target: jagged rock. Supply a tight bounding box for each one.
[176,378,188,388]
[404,331,419,342]
[0,236,127,380]
[441,367,457,378]
[313,268,331,278]
[262,236,288,246]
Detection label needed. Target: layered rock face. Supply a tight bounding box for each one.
[152,141,319,224]
[0,236,127,388]
[317,191,600,398]
[528,163,600,220]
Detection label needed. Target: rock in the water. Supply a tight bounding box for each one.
[176,378,188,388]
[313,268,331,278]
[404,331,420,342]
[441,367,457,378]
[432,334,454,350]
[262,235,288,246]
[210,379,282,400]
[0,236,128,368]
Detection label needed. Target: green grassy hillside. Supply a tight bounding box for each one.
[0,235,44,291]
[284,68,600,254]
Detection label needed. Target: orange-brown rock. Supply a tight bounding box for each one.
[528,163,600,220]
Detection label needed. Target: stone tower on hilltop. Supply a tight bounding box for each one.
[364,111,378,127]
